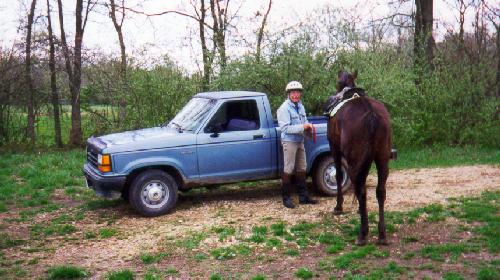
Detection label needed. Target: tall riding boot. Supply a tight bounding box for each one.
[297,171,318,204]
[281,173,295,209]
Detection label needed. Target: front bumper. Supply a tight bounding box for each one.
[83,163,126,199]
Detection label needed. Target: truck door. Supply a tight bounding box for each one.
[196,97,273,183]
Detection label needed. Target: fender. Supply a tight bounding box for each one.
[121,157,191,180]
[307,144,331,173]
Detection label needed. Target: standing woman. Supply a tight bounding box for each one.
[277,81,318,208]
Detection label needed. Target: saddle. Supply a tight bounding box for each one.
[323,87,367,116]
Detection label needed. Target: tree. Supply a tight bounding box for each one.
[414,0,435,71]
[108,0,126,75]
[46,0,62,147]
[256,0,272,63]
[108,0,127,120]
[209,0,230,70]
[25,0,37,144]
[57,0,94,147]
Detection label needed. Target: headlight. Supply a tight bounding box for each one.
[98,154,112,172]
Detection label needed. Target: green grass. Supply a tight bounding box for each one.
[30,223,77,237]
[0,150,86,213]
[476,266,499,280]
[251,274,267,280]
[105,269,134,280]
[295,267,314,279]
[176,232,207,250]
[210,273,223,280]
[270,222,286,236]
[285,248,300,256]
[212,225,236,241]
[140,252,169,265]
[421,243,480,262]
[99,228,118,238]
[389,146,499,170]
[0,233,26,249]
[46,265,88,280]
[333,245,376,269]
[211,246,237,260]
[443,272,465,280]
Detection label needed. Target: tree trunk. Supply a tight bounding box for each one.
[256,0,272,63]
[496,23,499,98]
[57,0,87,147]
[109,0,126,74]
[47,0,62,147]
[109,0,127,121]
[210,0,227,70]
[414,0,434,71]
[68,0,84,147]
[199,0,210,90]
[25,0,37,144]
[458,0,466,56]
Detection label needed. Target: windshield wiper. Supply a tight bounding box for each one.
[169,122,184,133]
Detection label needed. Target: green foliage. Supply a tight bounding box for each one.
[46,265,88,280]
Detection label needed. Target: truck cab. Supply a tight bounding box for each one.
[84,91,350,216]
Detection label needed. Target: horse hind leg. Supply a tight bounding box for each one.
[352,160,371,246]
[375,158,389,245]
[332,149,344,215]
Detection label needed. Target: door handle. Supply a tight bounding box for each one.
[253,134,264,139]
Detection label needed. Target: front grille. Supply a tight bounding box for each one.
[87,145,99,167]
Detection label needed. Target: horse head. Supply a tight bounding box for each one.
[336,70,358,92]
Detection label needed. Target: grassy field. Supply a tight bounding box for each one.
[0,146,498,279]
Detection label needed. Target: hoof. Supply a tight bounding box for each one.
[355,238,367,246]
[377,239,389,246]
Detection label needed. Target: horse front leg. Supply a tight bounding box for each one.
[333,149,344,215]
[375,159,389,245]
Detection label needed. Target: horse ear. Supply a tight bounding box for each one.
[352,70,358,80]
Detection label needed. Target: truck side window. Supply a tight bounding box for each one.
[205,100,261,133]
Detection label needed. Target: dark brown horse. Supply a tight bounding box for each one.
[326,71,392,246]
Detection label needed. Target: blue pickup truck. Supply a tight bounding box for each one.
[83,91,350,216]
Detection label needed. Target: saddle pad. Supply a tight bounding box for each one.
[329,93,360,117]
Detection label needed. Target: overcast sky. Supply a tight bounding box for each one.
[0,0,495,71]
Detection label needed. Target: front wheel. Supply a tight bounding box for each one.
[313,155,351,196]
[129,170,178,217]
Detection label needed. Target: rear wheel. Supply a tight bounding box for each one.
[313,155,351,196]
[129,169,178,217]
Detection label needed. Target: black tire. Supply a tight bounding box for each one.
[128,169,178,217]
[313,155,351,196]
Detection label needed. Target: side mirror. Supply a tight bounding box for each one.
[210,122,224,138]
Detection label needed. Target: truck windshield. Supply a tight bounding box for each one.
[168,97,216,132]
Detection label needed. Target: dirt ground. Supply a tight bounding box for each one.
[2,164,500,279]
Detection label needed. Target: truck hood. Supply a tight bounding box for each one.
[91,127,196,153]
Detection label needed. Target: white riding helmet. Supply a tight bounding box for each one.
[285,81,303,93]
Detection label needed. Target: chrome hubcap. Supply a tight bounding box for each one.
[141,181,169,209]
[323,164,348,191]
